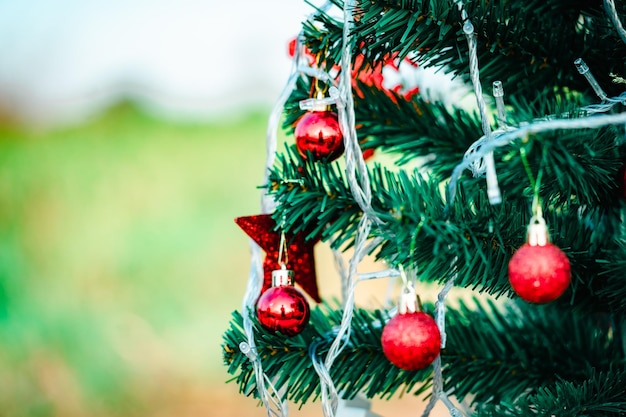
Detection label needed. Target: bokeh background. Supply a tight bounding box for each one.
[0,1,450,416]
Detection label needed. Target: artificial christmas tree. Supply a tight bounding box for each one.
[223,0,626,416]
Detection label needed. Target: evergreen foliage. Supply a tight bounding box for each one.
[223,0,626,414]
[223,300,626,413]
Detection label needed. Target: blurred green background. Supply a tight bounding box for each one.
[0,104,273,416]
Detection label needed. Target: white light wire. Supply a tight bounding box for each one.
[458,5,502,205]
[240,4,336,416]
[263,0,336,214]
[420,275,460,417]
[334,0,384,227]
[332,247,350,302]
[427,2,626,415]
[240,244,288,417]
[307,0,392,414]
[313,217,373,417]
[450,0,626,211]
[262,43,304,214]
[605,0,626,45]
[239,32,308,417]
[417,4,495,416]
[447,110,626,210]
[314,1,626,416]
[583,91,626,115]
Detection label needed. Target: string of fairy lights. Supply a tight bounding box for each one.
[237,1,626,416]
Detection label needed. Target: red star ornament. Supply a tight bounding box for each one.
[235,214,321,302]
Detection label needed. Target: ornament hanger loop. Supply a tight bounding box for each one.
[532,197,543,219]
[528,214,546,227]
[278,227,289,268]
[398,264,409,287]
[314,77,329,97]
[519,144,545,219]
[299,87,339,111]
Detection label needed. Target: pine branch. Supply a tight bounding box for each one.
[582,227,626,314]
[282,53,624,212]
[268,150,516,294]
[222,304,433,404]
[222,300,624,408]
[301,0,626,101]
[267,146,365,247]
[268,138,626,311]
[476,368,626,417]
[354,86,484,173]
[444,300,625,406]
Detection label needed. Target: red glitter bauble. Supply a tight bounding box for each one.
[295,111,344,161]
[256,286,310,336]
[381,312,441,371]
[508,243,571,303]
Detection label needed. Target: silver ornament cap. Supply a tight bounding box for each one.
[526,215,550,246]
[272,264,294,287]
[398,282,422,314]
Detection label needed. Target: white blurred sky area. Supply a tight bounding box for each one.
[0,0,312,124]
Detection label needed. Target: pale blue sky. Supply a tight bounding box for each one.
[0,0,311,124]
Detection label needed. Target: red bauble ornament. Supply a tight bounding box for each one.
[381,311,441,371]
[508,243,571,303]
[295,111,344,162]
[508,217,571,304]
[256,267,310,336]
[381,284,440,371]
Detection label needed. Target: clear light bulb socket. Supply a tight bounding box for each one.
[299,90,336,111]
[484,152,502,205]
[574,58,608,100]
[492,81,504,97]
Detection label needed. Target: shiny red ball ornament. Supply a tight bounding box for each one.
[508,217,571,303]
[256,267,310,336]
[381,285,441,371]
[382,312,441,371]
[295,111,344,161]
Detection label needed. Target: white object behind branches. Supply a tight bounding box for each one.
[337,396,383,417]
